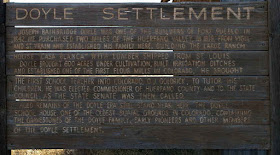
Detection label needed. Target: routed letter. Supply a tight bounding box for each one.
[16,8,28,20]
[174,8,185,20]
[64,8,74,20]
[212,7,223,20]
[103,8,114,20]
[243,7,255,20]
[227,7,241,20]
[189,8,207,20]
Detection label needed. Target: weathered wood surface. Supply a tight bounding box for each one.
[6,27,268,51]
[6,51,268,75]
[6,2,267,26]
[4,1,271,151]
[7,125,269,149]
[269,0,280,154]
[7,100,270,126]
[221,150,268,155]
[7,76,269,100]
[0,1,9,154]
[161,2,271,155]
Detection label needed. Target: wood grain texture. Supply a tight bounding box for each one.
[222,150,268,155]
[6,51,269,75]
[0,1,9,154]
[168,2,269,155]
[7,100,270,126]
[220,0,268,155]
[7,125,270,149]
[269,0,280,154]
[6,2,267,26]
[4,1,271,151]
[6,27,269,51]
[7,76,269,101]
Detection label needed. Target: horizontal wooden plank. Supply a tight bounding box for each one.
[7,125,270,149]
[6,2,267,26]
[6,27,268,51]
[6,51,268,75]
[7,76,269,100]
[7,100,269,127]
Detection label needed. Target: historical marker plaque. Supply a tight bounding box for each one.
[5,2,270,149]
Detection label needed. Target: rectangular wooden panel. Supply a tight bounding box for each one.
[7,125,270,149]
[6,2,267,26]
[4,1,270,150]
[7,76,269,101]
[6,27,268,51]
[6,51,268,75]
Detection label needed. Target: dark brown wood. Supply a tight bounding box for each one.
[219,1,268,155]
[269,0,280,154]
[6,2,267,26]
[6,27,268,51]
[7,100,270,126]
[7,125,269,149]
[7,76,269,101]
[0,0,9,154]
[6,51,269,75]
[4,1,271,151]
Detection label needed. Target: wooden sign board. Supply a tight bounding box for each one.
[3,1,272,150]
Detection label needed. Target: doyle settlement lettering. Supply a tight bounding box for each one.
[15,6,254,21]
